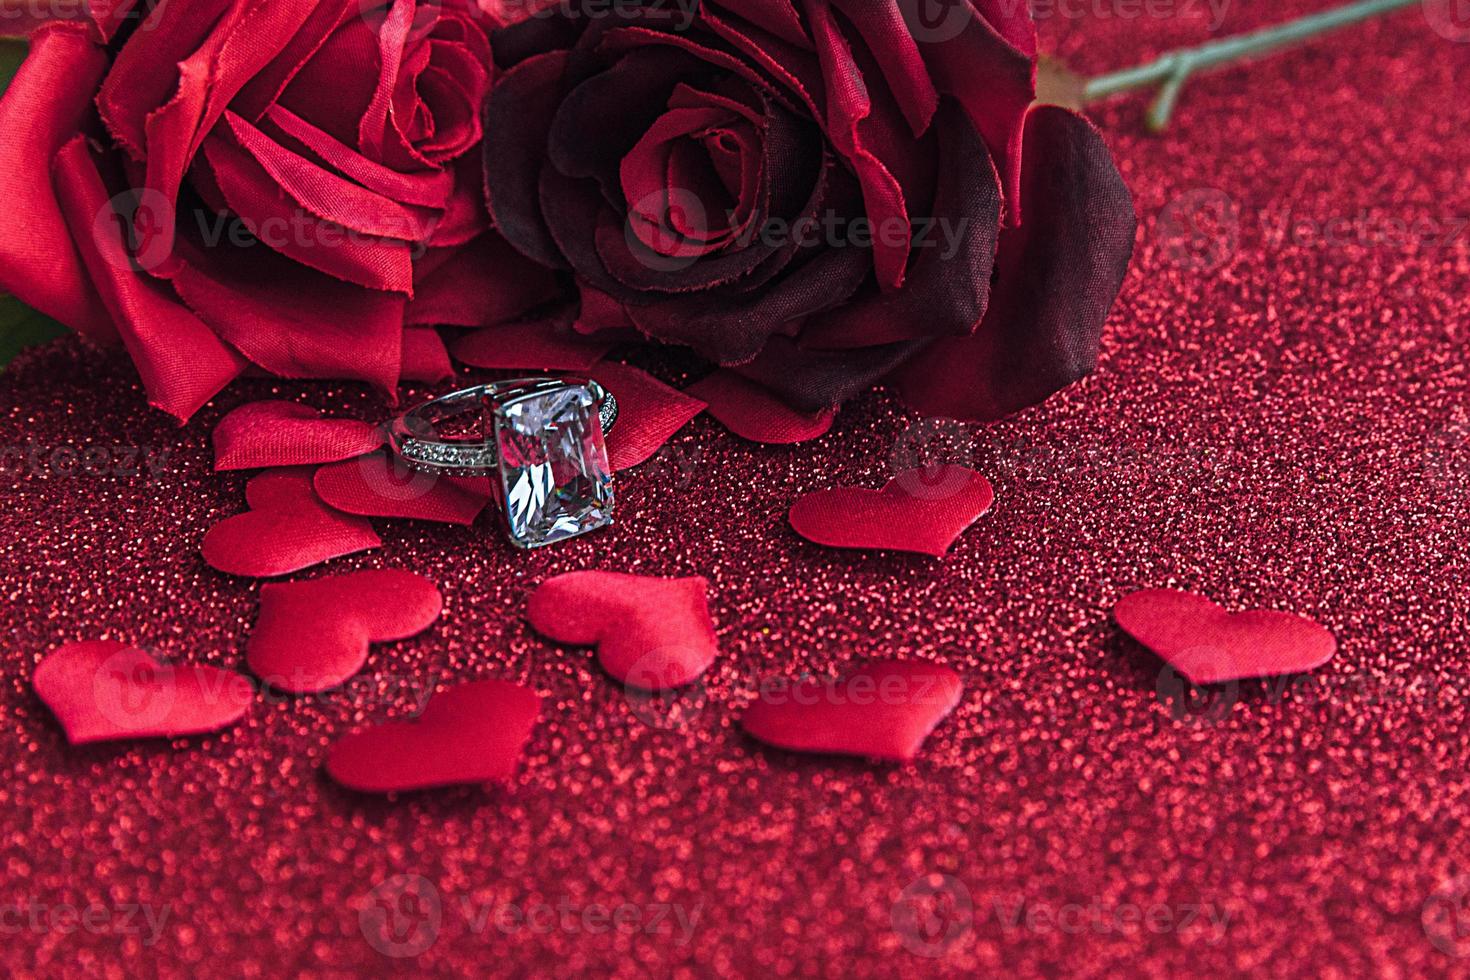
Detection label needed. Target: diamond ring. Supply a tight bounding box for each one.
[388,377,618,549]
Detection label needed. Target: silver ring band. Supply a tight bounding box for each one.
[388,377,618,475]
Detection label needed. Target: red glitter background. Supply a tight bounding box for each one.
[3,4,1469,975]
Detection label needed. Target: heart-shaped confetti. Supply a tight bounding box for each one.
[212,401,383,471]
[788,466,994,557]
[33,640,254,744]
[740,660,964,762]
[247,570,443,693]
[685,370,834,444]
[1113,588,1337,684]
[202,468,381,577]
[313,453,493,525]
[527,571,718,690]
[590,362,706,470]
[324,680,540,793]
[450,319,616,372]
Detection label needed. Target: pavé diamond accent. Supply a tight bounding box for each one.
[493,385,613,548]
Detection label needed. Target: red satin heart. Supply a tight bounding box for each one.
[527,571,718,690]
[33,640,253,744]
[202,468,381,577]
[1113,588,1337,683]
[590,362,706,470]
[788,466,995,556]
[740,660,964,762]
[450,319,616,372]
[312,453,493,525]
[247,570,443,693]
[324,680,541,793]
[685,370,834,444]
[213,401,383,471]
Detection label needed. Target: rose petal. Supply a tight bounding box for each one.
[788,465,994,556]
[247,570,442,694]
[313,453,493,526]
[213,401,384,471]
[202,467,381,577]
[591,362,706,471]
[33,640,253,744]
[1113,589,1337,684]
[325,680,541,793]
[527,571,718,690]
[450,318,616,372]
[740,660,964,762]
[685,370,833,444]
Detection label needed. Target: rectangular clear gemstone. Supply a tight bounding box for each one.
[493,385,614,548]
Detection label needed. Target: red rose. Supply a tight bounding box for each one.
[485,1,1136,419]
[0,0,555,420]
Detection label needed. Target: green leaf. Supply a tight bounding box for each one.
[0,39,26,97]
[0,296,68,369]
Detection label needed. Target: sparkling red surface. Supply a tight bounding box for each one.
[3,5,1470,975]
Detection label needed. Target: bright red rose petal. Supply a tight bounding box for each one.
[247,570,442,694]
[324,680,541,793]
[685,370,834,444]
[33,640,253,744]
[450,318,617,372]
[740,660,964,762]
[590,362,706,470]
[202,468,381,577]
[213,401,384,471]
[788,466,994,557]
[1113,588,1337,684]
[527,571,718,690]
[312,453,493,525]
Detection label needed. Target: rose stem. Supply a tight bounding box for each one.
[1080,0,1419,131]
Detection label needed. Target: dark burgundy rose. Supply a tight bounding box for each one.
[483,1,1136,419]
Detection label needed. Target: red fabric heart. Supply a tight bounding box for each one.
[324,680,541,793]
[213,401,383,471]
[450,318,616,372]
[684,370,834,445]
[32,640,253,744]
[740,660,964,762]
[312,453,493,525]
[202,468,381,577]
[1113,588,1337,683]
[589,362,706,471]
[526,571,718,690]
[247,570,443,694]
[788,466,994,557]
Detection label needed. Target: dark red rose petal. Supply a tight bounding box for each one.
[685,370,834,444]
[590,362,706,471]
[1113,588,1337,684]
[527,571,718,690]
[400,327,454,384]
[324,680,541,793]
[450,319,616,372]
[740,660,964,762]
[202,468,381,577]
[247,570,443,694]
[33,640,253,744]
[213,401,384,471]
[789,465,994,557]
[892,106,1137,422]
[312,453,493,526]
